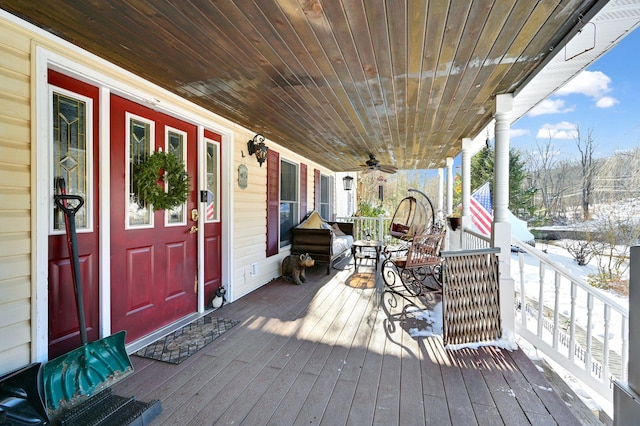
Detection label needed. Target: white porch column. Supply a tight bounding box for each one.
[461,138,472,231]
[445,157,453,216]
[492,93,514,337]
[437,168,444,222]
[614,246,640,423]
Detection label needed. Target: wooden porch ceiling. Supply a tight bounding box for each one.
[0,0,606,171]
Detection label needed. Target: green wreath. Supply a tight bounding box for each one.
[134,151,190,211]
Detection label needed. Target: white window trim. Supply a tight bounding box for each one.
[279,158,300,248]
[319,173,332,219]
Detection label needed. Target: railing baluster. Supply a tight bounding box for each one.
[621,316,628,382]
[537,263,545,338]
[519,251,526,328]
[586,294,594,376]
[603,304,611,386]
[569,282,577,362]
[553,272,560,349]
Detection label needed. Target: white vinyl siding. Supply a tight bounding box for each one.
[0,21,32,373]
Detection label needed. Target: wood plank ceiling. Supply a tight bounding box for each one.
[0,0,606,171]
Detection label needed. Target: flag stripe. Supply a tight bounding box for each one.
[470,182,493,235]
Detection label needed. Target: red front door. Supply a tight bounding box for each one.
[110,94,198,342]
[47,71,101,358]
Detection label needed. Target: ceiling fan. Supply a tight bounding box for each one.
[360,154,397,174]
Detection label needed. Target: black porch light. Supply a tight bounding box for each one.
[247,134,269,167]
[342,175,354,191]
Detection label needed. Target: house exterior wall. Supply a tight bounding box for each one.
[0,20,32,374]
[0,12,336,375]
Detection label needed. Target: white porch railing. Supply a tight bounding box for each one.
[460,226,629,404]
[337,216,629,403]
[460,227,491,249]
[510,236,629,404]
[336,216,394,243]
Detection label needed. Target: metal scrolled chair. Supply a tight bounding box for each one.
[381,232,446,298]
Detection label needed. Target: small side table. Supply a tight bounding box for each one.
[351,239,383,273]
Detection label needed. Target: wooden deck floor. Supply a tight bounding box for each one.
[112,262,583,425]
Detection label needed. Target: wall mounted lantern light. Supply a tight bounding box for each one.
[247,134,269,167]
[342,175,354,191]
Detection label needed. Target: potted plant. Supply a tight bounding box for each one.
[447,210,462,231]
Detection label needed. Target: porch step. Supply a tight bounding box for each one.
[56,388,161,426]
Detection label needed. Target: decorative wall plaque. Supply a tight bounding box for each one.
[238,164,248,189]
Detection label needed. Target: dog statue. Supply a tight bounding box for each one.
[282,253,315,285]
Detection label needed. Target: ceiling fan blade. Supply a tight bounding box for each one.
[378,165,397,174]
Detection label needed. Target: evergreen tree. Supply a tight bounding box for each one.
[455,147,534,215]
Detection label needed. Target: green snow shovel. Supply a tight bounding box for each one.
[43,178,132,418]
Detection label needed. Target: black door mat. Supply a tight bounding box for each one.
[134,314,239,364]
[55,388,161,426]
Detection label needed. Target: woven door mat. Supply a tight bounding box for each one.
[134,313,239,364]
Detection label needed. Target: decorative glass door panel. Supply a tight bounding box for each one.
[127,115,153,227]
[51,90,92,233]
[205,139,220,222]
[167,128,187,225]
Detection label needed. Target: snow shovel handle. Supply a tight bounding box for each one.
[54,192,88,345]
[54,194,84,215]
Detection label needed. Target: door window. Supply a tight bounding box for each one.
[126,113,154,228]
[205,139,220,222]
[166,128,187,225]
[50,88,93,234]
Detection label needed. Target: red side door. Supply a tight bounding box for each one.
[47,70,100,358]
[203,130,222,303]
[110,94,198,342]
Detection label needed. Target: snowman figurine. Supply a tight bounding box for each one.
[211,287,227,310]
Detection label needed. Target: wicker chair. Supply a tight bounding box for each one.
[381,232,445,297]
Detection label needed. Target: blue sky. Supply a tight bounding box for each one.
[510,27,640,160]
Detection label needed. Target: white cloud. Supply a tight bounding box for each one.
[528,71,620,117]
[510,128,530,138]
[556,70,619,108]
[596,96,619,108]
[557,70,611,98]
[535,121,578,140]
[528,99,574,117]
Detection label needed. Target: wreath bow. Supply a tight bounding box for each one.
[134,151,190,211]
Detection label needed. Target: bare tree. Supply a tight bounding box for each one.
[525,138,567,219]
[575,125,598,221]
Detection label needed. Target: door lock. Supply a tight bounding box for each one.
[189,226,198,234]
[191,209,199,221]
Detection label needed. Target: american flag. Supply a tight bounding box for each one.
[206,201,215,220]
[470,182,493,235]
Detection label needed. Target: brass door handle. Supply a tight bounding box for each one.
[189,226,198,234]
